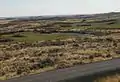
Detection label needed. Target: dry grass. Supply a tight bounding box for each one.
[95,74,120,82]
[0,20,11,24]
[0,36,120,80]
[0,16,120,80]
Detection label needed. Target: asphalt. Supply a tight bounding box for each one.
[2,58,120,82]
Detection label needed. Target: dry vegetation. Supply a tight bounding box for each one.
[95,74,120,82]
[0,13,120,80]
[0,20,11,24]
[0,35,120,80]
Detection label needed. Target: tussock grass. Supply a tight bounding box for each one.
[95,74,120,82]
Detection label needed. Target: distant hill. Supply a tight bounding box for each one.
[1,12,120,21]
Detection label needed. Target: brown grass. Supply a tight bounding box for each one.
[0,36,120,80]
[95,74,120,82]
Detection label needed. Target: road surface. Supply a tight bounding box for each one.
[2,58,120,82]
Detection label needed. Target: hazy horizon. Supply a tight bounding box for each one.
[0,0,120,17]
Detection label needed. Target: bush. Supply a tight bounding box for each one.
[39,58,55,68]
[31,58,55,69]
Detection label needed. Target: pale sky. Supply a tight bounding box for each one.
[0,0,120,17]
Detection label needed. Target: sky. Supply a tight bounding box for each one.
[0,0,120,17]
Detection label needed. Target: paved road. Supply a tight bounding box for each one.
[2,58,120,82]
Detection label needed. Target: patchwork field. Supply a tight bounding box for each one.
[0,12,120,80]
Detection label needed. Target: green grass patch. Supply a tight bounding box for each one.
[62,23,120,31]
[1,32,73,42]
[61,26,91,30]
[86,23,120,30]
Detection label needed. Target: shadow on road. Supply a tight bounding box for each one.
[60,69,120,82]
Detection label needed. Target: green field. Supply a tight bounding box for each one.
[1,32,73,42]
[62,23,120,31]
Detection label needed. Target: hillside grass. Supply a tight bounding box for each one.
[1,32,73,42]
[62,23,120,31]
